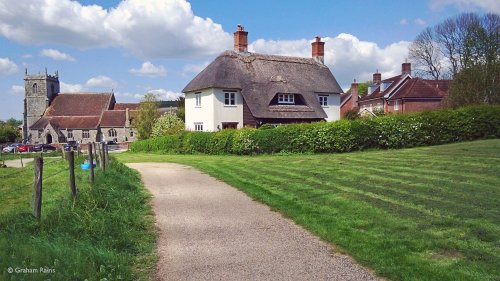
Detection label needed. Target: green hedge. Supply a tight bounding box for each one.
[131,105,500,155]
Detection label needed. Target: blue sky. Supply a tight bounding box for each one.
[0,0,498,120]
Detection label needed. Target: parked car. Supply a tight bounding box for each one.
[17,144,34,153]
[32,144,57,152]
[64,141,80,151]
[2,143,21,153]
[106,140,117,145]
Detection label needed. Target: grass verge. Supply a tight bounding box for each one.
[0,156,157,280]
[116,139,500,281]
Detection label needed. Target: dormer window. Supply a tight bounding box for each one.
[278,94,294,104]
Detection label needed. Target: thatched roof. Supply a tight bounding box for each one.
[183,51,343,119]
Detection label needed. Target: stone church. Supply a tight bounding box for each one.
[23,70,139,145]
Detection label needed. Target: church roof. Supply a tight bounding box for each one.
[183,50,343,119]
[45,93,114,116]
[29,92,139,130]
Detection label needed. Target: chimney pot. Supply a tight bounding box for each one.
[312,36,325,64]
[234,24,248,52]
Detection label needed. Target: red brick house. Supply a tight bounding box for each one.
[341,63,449,116]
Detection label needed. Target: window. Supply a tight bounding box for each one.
[318,95,328,106]
[108,128,117,137]
[195,93,201,107]
[224,92,236,106]
[130,131,134,137]
[51,84,55,96]
[278,94,295,104]
[394,100,399,111]
[67,129,73,139]
[32,83,38,94]
[194,123,203,132]
[82,130,90,138]
[38,130,42,138]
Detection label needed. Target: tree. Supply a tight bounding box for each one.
[151,112,185,137]
[135,93,160,140]
[5,118,22,127]
[176,96,185,122]
[0,125,18,143]
[410,12,499,106]
[409,27,443,79]
[410,12,499,80]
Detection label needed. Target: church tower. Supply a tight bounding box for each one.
[23,69,60,141]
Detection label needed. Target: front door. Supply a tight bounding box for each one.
[46,134,53,144]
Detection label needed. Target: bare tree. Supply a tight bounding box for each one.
[435,18,461,76]
[409,27,443,80]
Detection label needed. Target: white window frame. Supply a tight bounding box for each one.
[318,95,328,107]
[195,92,201,107]
[394,100,399,111]
[224,92,236,106]
[194,122,203,132]
[82,130,90,139]
[278,94,295,104]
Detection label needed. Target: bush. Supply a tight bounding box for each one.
[130,105,500,155]
[151,113,184,137]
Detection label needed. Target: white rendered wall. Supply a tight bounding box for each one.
[185,88,243,132]
[321,93,341,122]
[213,89,243,130]
[185,89,214,131]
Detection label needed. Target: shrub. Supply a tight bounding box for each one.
[130,105,500,155]
[151,113,184,137]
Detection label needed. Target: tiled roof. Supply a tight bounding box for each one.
[389,78,447,100]
[340,92,352,106]
[100,110,126,127]
[45,93,114,116]
[114,103,140,110]
[30,116,101,130]
[359,75,405,102]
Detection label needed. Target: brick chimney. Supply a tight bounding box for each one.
[312,36,325,64]
[373,70,382,84]
[234,24,248,53]
[402,62,411,75]
[351,79,358,104]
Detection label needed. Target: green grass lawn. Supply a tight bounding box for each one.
[0,156,157,280]
[116,139,500,281]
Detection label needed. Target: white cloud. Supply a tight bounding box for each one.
[129,61,167,77]
[249,33,411,88]
[60,81,85,93]
[135,89,184,100]
[429,0,500,13]
[21,54,32,59]
[40,49,75,61]
[85,75,118,89]
[0,0,232,59]
[414,18,427,26]
[0,57,18,75]
[400,19,409,25]
[10,85,24,95]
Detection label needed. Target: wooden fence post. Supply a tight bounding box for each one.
[101,142,106,171]
[92,142,99,168]
[105,144,109,165]
[33,157,43,220]
[68,151,76,198]
[88,143,94,184]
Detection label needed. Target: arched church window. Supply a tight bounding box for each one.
[108,128,117,137]
[33,83,38,94]
[51,84,55,95]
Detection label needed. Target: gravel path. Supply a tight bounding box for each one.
[127,163,379,281]
[2,158,33,168]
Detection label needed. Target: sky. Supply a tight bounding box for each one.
[0,0,498,120]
